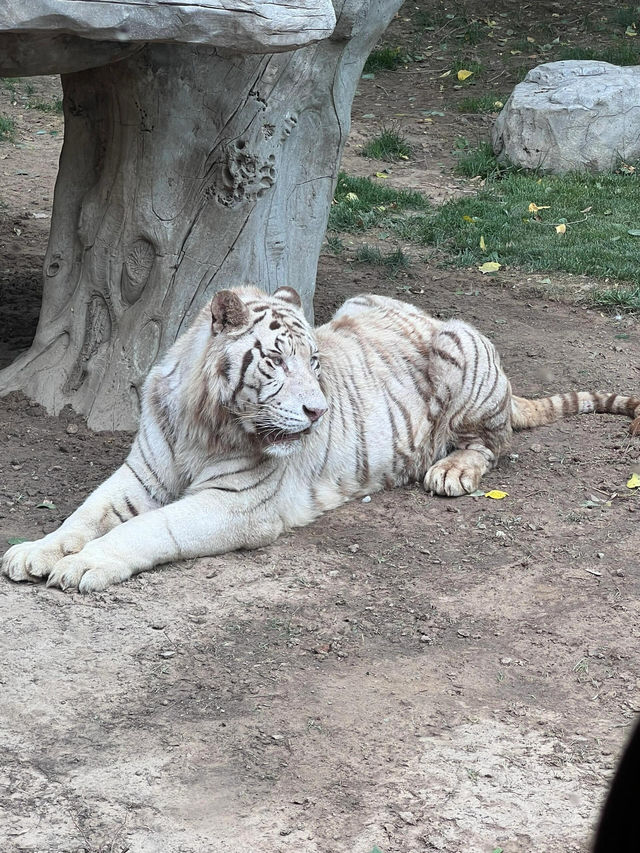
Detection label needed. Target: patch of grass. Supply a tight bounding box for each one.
[457,94,505,114]
[329,173,429,233]
[559,43,640,65]
[451,57,484,76]
[589,285,640,311]
[396,153,640,289]
[356,245,410,278]
[28,98,63,114]
[360,127,412,161]
[453,141,510,179]
[363,47,404,74]
[325,235,344,255]
[611,5,640,28]
[0,115,16,141]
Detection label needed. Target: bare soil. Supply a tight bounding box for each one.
[1,6,640,852]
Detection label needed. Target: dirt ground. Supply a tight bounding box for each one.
[1,3,640,852]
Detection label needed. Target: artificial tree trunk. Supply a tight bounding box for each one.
[0,0,403,430]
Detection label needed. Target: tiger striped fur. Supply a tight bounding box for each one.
[3,286,639,592]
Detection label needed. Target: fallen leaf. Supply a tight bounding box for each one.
[457,69,474,81]
[37,500,56,510]
[625,24,637,37]
[627,473,640,489]
[345,192,359,202]
[479,235,487,250]
[555,223,566,234]
[440,70,451,78]
[528,202,551,213]
[627,229,640,237]
[478,261,501,274]
[7,537,28,546]
[463,215,477,223]
[375,172,389,179]
[485,489,508,500]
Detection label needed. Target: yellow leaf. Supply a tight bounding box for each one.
[494,100,504,109]
[463,215,476,223]
[526,36,535,43]
[399,154,409,160]
[627,473,640,489]
[625,24,637,37]
[528,202,551,213]
[457,69,474,81]
[440,70,451,78]
[555,223,566,234]
[485,489,508,500]
[375,172,389,179]
[479,235,486,250]
[345,192,359,202]
[478,261,501,274]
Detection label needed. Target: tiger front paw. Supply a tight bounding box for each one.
[423,459,481,497]
[2,534,84,583]
[45,546,132,593]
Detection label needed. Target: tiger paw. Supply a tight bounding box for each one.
[2,533,89,583]
[423,460,480,497]
[45,547,132,593]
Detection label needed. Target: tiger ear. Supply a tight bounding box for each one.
[273,286,302,308]
[211,290,249,335]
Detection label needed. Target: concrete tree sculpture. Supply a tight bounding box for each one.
[0,0,403,430]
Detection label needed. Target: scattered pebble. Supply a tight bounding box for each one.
[361,495,371,503]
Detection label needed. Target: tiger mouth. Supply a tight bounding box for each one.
[256,426,311,445]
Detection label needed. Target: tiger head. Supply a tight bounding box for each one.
[210,286,327,457]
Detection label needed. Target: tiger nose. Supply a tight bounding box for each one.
[303,405,327,423]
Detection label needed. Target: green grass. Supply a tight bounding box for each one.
[451,57,484,76]
[355,245,410,277]
[0,115,15,141]
[360,127,412,161]
[28,98,63,114]
[363,47,404,74]
[590,284,640,310]
[457,94,505,114]
[453,141,511,179]
[395,155,640,288]
[559,43,640,65]
[329,173,429,233]
[611,5,640,28]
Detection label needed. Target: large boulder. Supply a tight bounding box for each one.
[492,60,640,173]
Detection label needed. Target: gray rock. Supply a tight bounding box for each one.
[492,61,640,173]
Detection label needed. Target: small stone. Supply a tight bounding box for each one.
[500,657,513,665]
[66,424,79,435]
[159,649,176,658]
[530,443,542,453]
[457,629,470,638]
[361,495,371,503]
[596,552,604,559]
[348,544,360,553]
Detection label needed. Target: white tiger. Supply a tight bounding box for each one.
[3,286,639,592]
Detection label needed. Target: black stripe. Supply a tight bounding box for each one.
[232,348,255,401]
[125,496,139,517]
[125,461,155,498]
[111,504,126,523]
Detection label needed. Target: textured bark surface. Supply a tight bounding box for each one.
[0,0,337,54]
[0,0,403,430]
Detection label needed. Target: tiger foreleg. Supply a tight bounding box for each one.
[2,463,163,583]
[43,489,285,593]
